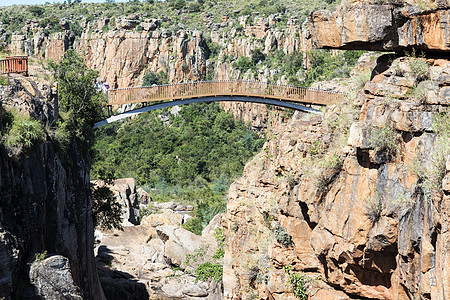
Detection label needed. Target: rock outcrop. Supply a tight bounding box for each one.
[96,210,223,300]
[222,55,450,299]
[6,13,313,132]
[29,255,83,300]
[0,75,104,299]
[93,178,140,226]
[307,1,450,53]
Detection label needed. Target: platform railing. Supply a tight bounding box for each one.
[0,56,28,76]
[107,80,346,106]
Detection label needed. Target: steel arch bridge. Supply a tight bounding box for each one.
[93,80,345,128]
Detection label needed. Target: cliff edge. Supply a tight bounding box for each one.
[0,75,104,299]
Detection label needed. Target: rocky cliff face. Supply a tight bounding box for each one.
[307,0,450,53]
[0,76,104,299]
[222,54,450,299]
[7,13,312,132]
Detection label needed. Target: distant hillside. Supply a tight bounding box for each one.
[0,0,338,38]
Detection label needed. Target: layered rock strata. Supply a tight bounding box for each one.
[307,1,450,53]
[223,55,450,299]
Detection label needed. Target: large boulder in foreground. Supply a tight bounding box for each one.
[307,2,450,53]
[29,255,83,300]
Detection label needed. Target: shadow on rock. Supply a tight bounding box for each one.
[96,245,149,300]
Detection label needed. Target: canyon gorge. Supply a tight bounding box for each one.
[1,0,450,299]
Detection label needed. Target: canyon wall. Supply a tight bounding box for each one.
[220,18,450,298]
[8,14,311,132]
[0,76,104,299]
[307,0,450,53]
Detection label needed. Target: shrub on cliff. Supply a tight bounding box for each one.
[410,112,450,200]
[50,49,106,144]
[273,222,292,247]
[369,126,399,162]
[142,71,167,86]
[1,107,44,153]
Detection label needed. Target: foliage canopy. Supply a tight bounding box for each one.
[50,49,105,142]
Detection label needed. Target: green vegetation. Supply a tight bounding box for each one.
[193,228,225,283]
[409,85,428,105]
[410,112,450,201]
[195,262,223,282]
[0,0,338,39]
[185,246,208,265]
[92,102,264,233]
[409,58,429,81]
[232,48,266,74]
[364,195,383,223]
[369,126,399,161]
[1,107,44,152]
[50,49,106,144]
[273,222,292,247]
[313,152,344,192]
[283,266,309,300]
[143,70,168,86]
[0,76,8,86]
[34,250,48,263]
[244,49,365,86]
[182,187,226,235]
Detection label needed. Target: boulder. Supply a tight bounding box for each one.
[29,255,83,300]
[137,188,151,204]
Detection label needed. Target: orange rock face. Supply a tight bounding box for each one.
[308,3,450,53]
[223,56,450,299]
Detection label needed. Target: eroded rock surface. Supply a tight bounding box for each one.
[223,55,450,299]
[96,209,224,300]
[0,75,104,299]
[29,255,83,300]
[308,1,450,53]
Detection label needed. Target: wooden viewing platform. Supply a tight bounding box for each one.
[107,80,346,107]
[0,56,28,76]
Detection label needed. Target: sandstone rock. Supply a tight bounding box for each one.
[223,53,450,298]
[136,187,151,204]
[308,4,450,53]
[157,225,215,268]
[202,213,223,237]
[96,207,221,299]
[155,201,177,210]
[93,178,140,226]
[442,173,450,192]
[29,255,83,300]
[45,32,69,62]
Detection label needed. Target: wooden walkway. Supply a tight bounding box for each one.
[107,80,345,107]
[0,56,28,76]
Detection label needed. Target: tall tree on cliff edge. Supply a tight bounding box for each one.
[50,49,106,144]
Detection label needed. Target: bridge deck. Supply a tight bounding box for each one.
[107,80,345,106]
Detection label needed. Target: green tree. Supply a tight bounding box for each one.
[50,49,105,142]
[251,48,266,65]
[142,71,165,86]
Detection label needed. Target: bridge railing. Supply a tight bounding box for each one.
[107,80,346,106]
[0,56,28,75]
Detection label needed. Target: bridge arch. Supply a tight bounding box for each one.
[94,96,322,128]
[94,80,345,128]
